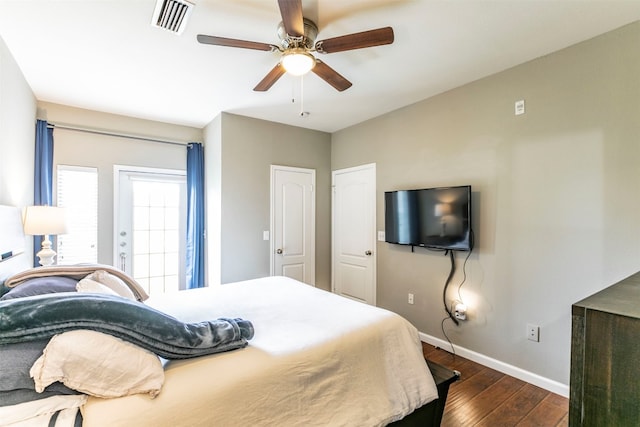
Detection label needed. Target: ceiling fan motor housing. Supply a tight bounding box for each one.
[277,18,318,49]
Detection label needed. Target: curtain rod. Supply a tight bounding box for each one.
[46,122,192,147]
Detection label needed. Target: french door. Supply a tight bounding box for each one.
[114,166,186,295]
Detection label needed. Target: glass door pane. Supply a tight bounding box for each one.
[116,167,186,295]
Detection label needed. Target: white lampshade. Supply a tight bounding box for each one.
[434,203,452,217]
[281,50,316,76]
[23,206,68,236]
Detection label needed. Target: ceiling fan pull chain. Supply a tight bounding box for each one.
[300,75,304,116]
[291,78,296,104]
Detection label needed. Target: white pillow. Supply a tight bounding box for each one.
[30,330,164,399]
[84,270,136,300]
[76,277,120,296]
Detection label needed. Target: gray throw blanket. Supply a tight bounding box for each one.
[0,293,254,359]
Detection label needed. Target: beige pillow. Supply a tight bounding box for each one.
[4,264,149,301]
[76,277,120,296]
[30,330,164,399]
[84,270,136,300]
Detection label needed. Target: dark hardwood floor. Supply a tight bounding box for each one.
[422,343,569,426]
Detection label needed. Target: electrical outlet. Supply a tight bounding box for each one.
[408,293,414,305]
[527,324,540,342]
[454,303,467,321]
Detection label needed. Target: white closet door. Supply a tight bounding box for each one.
[332,163,376,305]
[271,165,315,286]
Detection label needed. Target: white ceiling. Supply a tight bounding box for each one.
[0,0,639,133]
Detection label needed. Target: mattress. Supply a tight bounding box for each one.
[81,276,438,426]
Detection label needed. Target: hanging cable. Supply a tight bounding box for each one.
[456,229,475,301]
[440,249,459,356]
[440,317,457,357]
[442,250,459,325]
[440,231,475,356]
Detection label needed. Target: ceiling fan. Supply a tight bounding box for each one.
[197,0,394,92]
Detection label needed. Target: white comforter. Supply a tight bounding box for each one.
[81,276,438,426]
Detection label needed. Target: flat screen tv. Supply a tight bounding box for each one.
[385,185,472,251]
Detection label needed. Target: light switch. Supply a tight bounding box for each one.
[263,231,269,241]
[377,231,385,241]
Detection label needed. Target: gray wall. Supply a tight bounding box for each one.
[205,113,332,290]
[3,22,639,390]
[0,35,36,275]
[0,39,204,272]
[331,22,640,386]
[39,102,202,265]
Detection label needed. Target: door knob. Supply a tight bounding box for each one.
[365,250,372,256]
[276,249,283,254]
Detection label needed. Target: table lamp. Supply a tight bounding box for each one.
[23,205,68,266]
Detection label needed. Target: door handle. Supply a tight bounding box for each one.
[276,249,283,254]
[119,252,127,270]
[365,250,372,256]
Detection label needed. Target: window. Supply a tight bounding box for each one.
[56,165,98,264]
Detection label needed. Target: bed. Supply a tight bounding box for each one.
[1,262,456,426]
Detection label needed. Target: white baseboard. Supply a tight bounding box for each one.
[419,332,569,398]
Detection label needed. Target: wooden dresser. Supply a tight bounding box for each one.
[570,271,640,426]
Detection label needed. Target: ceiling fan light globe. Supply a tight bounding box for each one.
[281,51,316,76]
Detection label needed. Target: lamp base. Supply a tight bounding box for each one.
[37,238,57,266]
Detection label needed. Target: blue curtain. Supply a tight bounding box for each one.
[33,120,54,266]
[186,142,205,289]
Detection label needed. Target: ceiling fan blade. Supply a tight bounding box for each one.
[197,34,274,52]
[254,63,287,91]
[315,27,394,54]
[311,60,352,92]
[278,0,304,37]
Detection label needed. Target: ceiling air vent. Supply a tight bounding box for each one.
[151,0,194,35]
